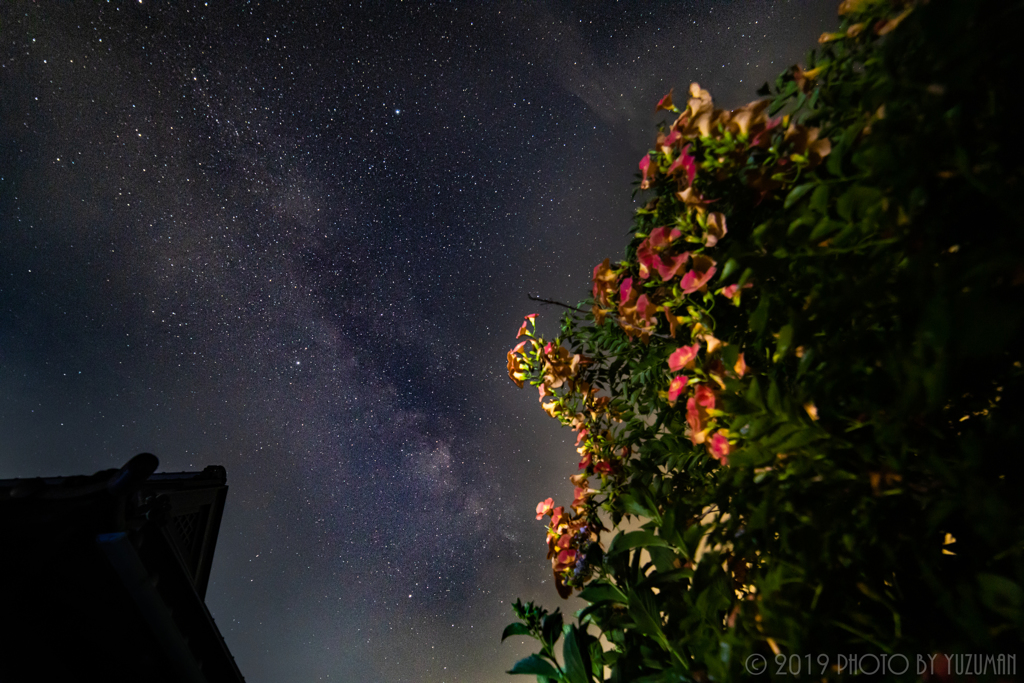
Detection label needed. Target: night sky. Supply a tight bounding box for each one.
[1,2,834,680]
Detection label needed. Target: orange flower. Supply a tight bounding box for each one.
[680,255,718,295]
[556,548,578,566]
[676,186,708,215]
[791,65,823,94]
[637,226,690,281]
[876,7,914,35]
[733,352,748,378]
[572,486,595,511]
[549,506,566,530]
[516,314,537,339]
[750,114,782,149]
[541,399,561,419]
[720,281,753,303]
[541,343,582,390]
[658,129,682,156]
[507,340,529,387]
[784,123,832,166]
[636,294,658,325]
[838,0,871,15]
[655,89,675,112]
[616,276,659,342]
[694,383,716,410]
[701,334,722,355]
[683,82,715,137]
[664,309,682,339]
[703,212,728,247]
[536,497,555,520]
[686,397,708,443]
[666,144,697,186]
[578,448,592,470]
[591,258,619,306]
[728,99,771,137]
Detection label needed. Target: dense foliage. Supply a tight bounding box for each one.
[502,0,1024,680]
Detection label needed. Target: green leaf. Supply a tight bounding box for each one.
[762,423,803,450]
[619,491,659,520]
[637,567,694,590]
[810,184,830,215]
[721,344,739,371]
[627,588,667,642]
[749,296,769,337]
[787,215,812,236]
[632,671,685,683]
[826,121,862,176]
[769,82,798,114]
[508,654,560,678]
[502,623,532,642]
[977,573,1023,620]
[766,380,784,415]
[607,530,672,556]
[745,376,765,409]
[737,267,755,289]
[542,611,563,648]
[562,627,592,683]
[772,324,794,362]
[775,427,828,452]
[784,182,816,210]
[752,223,770,246]
[721,258,740,281]
[836,186,883,221]
[809,217,842,242]
[578,582,629,605]
[734,413,775,441]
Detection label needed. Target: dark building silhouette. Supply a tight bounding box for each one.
[0,454,245,682]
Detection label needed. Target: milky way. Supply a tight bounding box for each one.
[1,2,834,680]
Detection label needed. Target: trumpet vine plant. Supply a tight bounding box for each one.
[503,0,1024,680]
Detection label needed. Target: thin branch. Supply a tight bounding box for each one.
[528,294,578,310]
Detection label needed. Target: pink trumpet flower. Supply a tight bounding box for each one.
[639,154,653,190]
[709,431,731,465]
[668,344,700,372]
[666,144,697,186]
[668,375,689,406]
[680,257,718,295]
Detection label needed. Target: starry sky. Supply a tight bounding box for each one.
[0,2,835,681]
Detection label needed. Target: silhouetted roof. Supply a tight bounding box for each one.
[0,454,245,683]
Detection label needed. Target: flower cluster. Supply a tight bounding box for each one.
[507,315,615,592]
[587,83,811,466]
[509,81,832,596]
[534,475,602,597]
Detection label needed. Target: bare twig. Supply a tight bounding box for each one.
[528,294,578,310]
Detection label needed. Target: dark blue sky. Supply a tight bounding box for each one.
[0,2,834,680]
